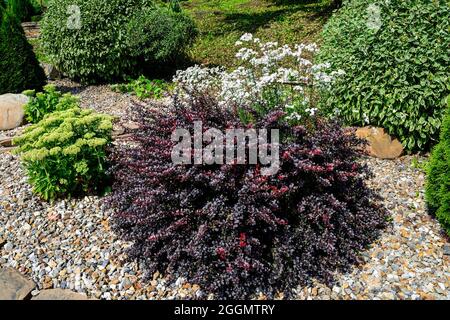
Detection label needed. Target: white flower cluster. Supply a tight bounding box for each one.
[173,33,345,123]
[173,65,224,94]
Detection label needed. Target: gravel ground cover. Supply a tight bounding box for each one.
[0,80,136,140]
[50,79,136,118]
[1,146,448,299]
[0,84,449,299]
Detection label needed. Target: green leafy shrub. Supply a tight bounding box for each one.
[111,76,171,100]
[318,0,450,151]
[23,85,79,123]
[0,4,46,94]
[13,107,114,201]
[126,6,197,64]
[40,0,197,83]
[425,96,450,236]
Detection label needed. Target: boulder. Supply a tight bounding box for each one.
[0,93,29,131]
[355,127,404,159]
[0,268,36,300]
[32,289,92,300]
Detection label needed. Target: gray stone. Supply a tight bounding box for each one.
[32,288,92,300]
[0,94,29,130]
[112,124,125,137]
[443,244,450,256]
[0,136,12,147]
[0,268,35,300]
[3,242,13,251]
[123,122,140,131]
[41,63,63,80]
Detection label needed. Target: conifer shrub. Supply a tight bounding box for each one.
[318,0,450,151]
[426,96,450,236]
[7,0,38,22]
[106,96,388,299]
[13,107,114,201]
[0,4,46,94]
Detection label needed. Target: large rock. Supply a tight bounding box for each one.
[356,127,404,159]
[0,268,35,300]
[0,93,29,131]
[32,289,92,300]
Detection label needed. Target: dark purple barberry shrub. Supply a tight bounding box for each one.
[106,95,388,299]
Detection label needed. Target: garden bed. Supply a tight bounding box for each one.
[0,86,448,300]
[1,0,449,301]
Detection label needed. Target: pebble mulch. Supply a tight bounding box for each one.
[0,151,202,300]
[1,144,448,299]
[1,82,449,299]
[295,157,449,300]
[50,79,136,119]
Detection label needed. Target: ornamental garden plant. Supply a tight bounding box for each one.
[111,76,171,100]
[106,94,388,299]
[318,0,450,151]
[40,0,197,83]
[104,35,392,299]
[6,0,42,22]
[13,107,114,201]
[173,34,344,125]
[426,95,450,236]
[0,3,46,94]
[23,85,79,123]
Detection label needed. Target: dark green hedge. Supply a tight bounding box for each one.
[426,95,450,236]
[0,5,46,94]
[6,0,40,22]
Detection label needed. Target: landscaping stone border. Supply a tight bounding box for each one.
[0,267,93,300]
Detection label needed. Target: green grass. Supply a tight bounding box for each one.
[29,0,335,73]
[182,0,335,67]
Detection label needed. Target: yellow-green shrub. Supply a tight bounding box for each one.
[13,107,114,201]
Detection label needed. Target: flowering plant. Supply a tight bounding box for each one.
[13,107,114,201]
[174,33,344,125]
